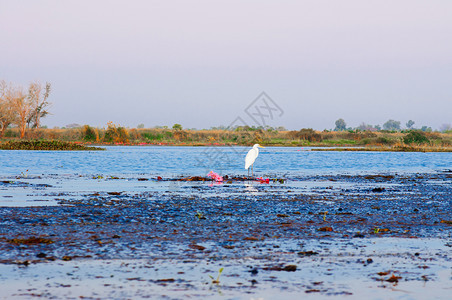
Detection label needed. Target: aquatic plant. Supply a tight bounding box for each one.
[312,145,452,152]
[272,178,285,183]
[8,236,54,245]
[0,140,104,151]
[20,169,29,178]
[207,171,223,182]
[209,267,224,284]
[195,211,206,220]
[255,177,270,183]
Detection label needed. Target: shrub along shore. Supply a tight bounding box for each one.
[0,125,451,151]
[0,140,104,151]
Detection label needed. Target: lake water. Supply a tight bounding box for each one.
[0,146,451,177]
[1,146,451,299]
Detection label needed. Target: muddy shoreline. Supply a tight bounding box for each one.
[1,172,451,299]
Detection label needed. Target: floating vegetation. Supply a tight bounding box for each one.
[312,145,452,152]
[8,237,54,245]
[173,175,283,183]
[298,251,319,257]
[207,171,223,182]
[0,140,105,151]
[318,226,333,232]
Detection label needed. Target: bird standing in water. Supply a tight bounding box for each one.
[245,144,265,177]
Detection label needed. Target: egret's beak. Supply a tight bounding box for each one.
[259,145,265,148]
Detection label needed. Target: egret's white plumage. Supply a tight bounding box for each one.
[245,144,264,176]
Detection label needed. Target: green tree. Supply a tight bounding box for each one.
[356,123,379,131]
[172,123,183,130]
[406,120,415,129]
[334,118,346,131]
[383,119,401,131]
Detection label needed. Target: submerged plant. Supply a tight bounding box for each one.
[209,267,224,284]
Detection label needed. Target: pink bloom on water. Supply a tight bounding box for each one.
[255,177,270,184]
[207,171,223,182]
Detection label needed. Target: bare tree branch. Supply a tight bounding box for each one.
[0,81,18,138]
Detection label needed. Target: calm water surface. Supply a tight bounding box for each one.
[0,146,450,177]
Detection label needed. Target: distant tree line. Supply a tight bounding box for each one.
[150,124,287,132]
[333,118,446,133]
[0,80,51,138]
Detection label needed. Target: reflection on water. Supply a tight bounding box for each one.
[244,183,258,194]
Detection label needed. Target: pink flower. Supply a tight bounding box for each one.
[255,177,270,184]
[207,171,223,182]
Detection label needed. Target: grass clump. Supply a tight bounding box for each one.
[288,128,323,142]
[403,131,430,144]
[0,140,104,151]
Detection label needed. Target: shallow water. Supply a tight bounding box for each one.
[1,238,451,299]
[1,146,450,207]
[1,146,451,299]
[1,146,451,177]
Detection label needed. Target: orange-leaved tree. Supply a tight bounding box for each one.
[12,86,30,138]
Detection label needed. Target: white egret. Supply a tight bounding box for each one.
[245,144,265,177]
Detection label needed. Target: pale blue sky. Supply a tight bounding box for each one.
[1,0,451,130]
